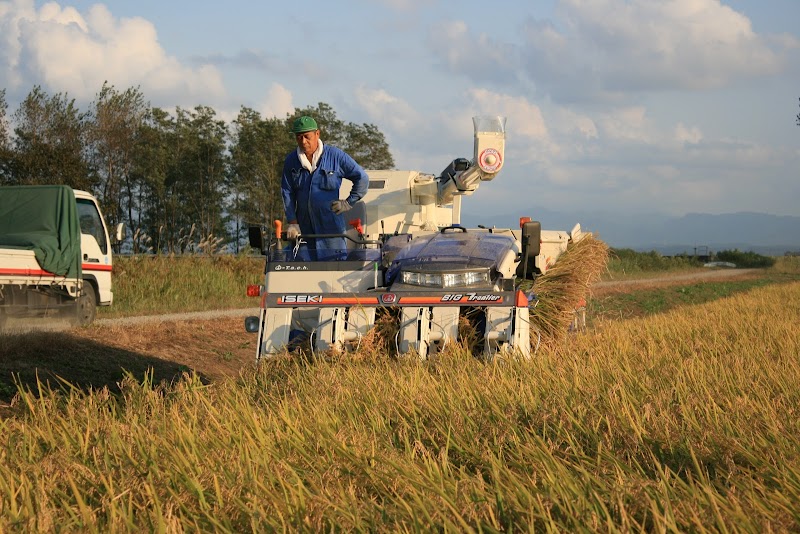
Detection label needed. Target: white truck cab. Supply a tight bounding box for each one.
[75,190,123,307]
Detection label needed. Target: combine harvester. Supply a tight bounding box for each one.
[245,116,585,360]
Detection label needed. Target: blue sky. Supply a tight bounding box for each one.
[1,0,798,224]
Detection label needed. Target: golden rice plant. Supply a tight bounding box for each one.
[528,234,609,344]
[1,281,799,531]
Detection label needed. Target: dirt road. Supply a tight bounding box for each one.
[0,268,765,407]
[590,268,760,296]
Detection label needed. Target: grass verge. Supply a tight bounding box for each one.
[101,254,263,317]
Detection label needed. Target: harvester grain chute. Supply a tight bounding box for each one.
[245,116,587,361]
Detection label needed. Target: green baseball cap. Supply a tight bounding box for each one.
[291,116,318,134]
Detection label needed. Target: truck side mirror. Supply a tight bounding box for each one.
[114,223,126,244]
[518,220,541,279]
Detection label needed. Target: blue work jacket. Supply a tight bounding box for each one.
[281,145,369,257]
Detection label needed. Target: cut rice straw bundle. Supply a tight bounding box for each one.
[528,233,609,345]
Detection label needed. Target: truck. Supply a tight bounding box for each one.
[245,116,585,360]
[0,185,124,329]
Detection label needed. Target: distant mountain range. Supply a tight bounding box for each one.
[461,210,800,256]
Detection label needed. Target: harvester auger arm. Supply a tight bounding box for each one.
[436,116,506,206]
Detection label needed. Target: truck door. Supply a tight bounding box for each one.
[76,198,114,305]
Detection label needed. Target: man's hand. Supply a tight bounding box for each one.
[331,199,352,215]
[286,223,301,240]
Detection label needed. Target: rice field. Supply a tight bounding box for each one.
[1,257,799,531]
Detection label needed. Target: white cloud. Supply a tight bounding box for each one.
[550,108,598,139]
[555,0,783,91]
[354,85,421,133]
[466,88,548,140]
[463,91,800,217]
[372,0,436,12]
[39,2,86,30]
[259,83,293,120]
[0,0,225,105]
[428,1,793,103]
[675,123,703,144]
[595,106,651,142]
[427,20,519,84]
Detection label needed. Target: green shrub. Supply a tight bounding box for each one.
[607,248,702,274]
[715,249,776,268]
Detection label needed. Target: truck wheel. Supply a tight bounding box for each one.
[77,283,97,326]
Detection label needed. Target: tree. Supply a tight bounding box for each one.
[129,107,174,252]
[342,122,394,169]
[2,86,397,253]
[132,106,230,253]
[180,105,230,246]
[10,86,91,189]
[0,89,7,144]
[228,107,293,251]
[0,89,10,184]
[86,82,149,233]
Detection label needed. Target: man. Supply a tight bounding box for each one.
[281,115,369,259]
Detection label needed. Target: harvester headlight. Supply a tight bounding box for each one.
[401,269,490,288]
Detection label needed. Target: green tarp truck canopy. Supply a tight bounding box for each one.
[0,185,82,279]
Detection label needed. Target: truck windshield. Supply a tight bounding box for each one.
[76,198,107,254]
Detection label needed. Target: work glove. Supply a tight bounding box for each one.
[286,223,301,240]
[331,199,352,215]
